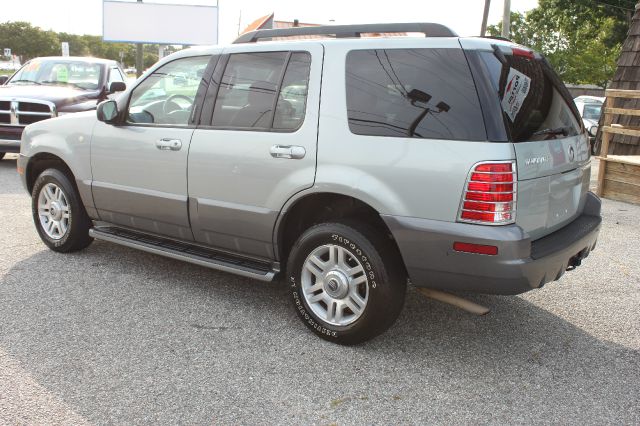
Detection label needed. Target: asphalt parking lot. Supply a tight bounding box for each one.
[0,153,638,424]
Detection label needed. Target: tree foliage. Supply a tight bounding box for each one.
[0,21,180,69]
[487,0,634,87]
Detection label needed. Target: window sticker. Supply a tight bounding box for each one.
[501,67,531,121]
[56,66,69,82]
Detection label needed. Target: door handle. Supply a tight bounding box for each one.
[156,138,182,151]
[270,145,306,159]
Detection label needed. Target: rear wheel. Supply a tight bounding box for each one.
[31,168,93,252]
[287,222,406,345]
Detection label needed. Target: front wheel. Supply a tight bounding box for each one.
[287,222,406,345]
[31,168,93,252]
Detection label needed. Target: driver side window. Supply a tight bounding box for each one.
[127,55,210,126]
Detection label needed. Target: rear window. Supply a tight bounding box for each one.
[345,48,486,141]
[477,51,581,142]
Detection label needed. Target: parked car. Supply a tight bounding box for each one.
[0,56,127,160]
[17,23,602,344]
[574,95,604,153]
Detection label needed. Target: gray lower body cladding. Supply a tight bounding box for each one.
[382,192,602,295]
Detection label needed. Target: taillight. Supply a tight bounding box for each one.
[511,47,535,60]
[458,161,516,225]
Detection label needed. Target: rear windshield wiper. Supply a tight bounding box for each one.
[532,127,570,139]
[9,79,41,85]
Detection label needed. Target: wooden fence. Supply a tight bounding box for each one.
[596,89,640,204]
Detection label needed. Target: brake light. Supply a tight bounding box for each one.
[512,47,535,60]
[458,162,516,225]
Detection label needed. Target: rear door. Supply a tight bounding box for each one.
[466,43,590,240]
[188,43,323,259]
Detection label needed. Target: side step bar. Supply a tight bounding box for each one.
[89,226,278,282]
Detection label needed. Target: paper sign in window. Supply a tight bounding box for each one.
[501,68,531,122]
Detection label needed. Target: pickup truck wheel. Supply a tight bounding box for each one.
[32,168,93,253]
[287,222,406,345]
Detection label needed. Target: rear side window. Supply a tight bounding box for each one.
[477,51,581,142]
[211,51,311,131]
[274,52,311,130]
[345,48,486,141]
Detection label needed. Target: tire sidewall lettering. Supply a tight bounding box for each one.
[290,228,382,340]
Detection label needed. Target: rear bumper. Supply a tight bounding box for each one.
[382,192,602,295]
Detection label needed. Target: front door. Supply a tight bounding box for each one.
[188,44,323,259]
[91,55,212,240]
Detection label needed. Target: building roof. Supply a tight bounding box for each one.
[240,15,407,40]
[242,13,275,34]
[598,2,640,155]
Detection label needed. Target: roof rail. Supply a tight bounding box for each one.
[233,22,458,44]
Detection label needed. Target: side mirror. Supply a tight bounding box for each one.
[97,100,119,123]
[588,125,598,137]
[0,75,8,85]
[109,81,126,93]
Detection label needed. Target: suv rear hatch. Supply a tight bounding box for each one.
[465,41,591,240]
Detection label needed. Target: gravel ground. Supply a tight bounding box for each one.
[0,154,638,425]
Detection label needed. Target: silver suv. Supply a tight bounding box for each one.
[17,24,602,344]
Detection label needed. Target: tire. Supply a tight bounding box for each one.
[31,168,93,252]
[287,222,406,345]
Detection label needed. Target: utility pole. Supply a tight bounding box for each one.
[480,0,491,36]
[502,0,511,39]
[135,0,144,77]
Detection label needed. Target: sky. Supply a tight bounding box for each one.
[1,0,539,44]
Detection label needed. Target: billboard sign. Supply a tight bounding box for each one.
[103,1,218,45]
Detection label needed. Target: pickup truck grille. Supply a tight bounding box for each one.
[0,98,56,127]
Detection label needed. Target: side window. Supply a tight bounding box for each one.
[212,52,287,128]
[273,52,311,130]
[211,51,311,131]
[108,67,124,84]
[345,49,486,141]
[127,55,211,126]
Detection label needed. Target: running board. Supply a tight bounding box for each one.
[89,226,278,282]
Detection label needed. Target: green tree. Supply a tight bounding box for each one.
[487,0,632,87]
[0,21,60,61]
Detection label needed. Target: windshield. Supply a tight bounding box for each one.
[9,59,103,90]
[582,103,602,121]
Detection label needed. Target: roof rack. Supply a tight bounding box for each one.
[233,23,458,44]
